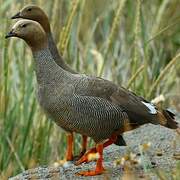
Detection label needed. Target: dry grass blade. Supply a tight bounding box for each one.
[58,0,79,54]
[151,0,170,35]
[5,136,25,171]
[99,0,127,76]
[132,0,142,78]
[126,65,144,89]
[148,53,180,98]
[105,0,127,55]
[91,49,104,76]
[146,17,180,45]
[51,0,60,35]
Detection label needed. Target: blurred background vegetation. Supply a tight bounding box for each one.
[0,0,180,178]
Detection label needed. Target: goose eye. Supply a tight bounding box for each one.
[27,8,32,11]
[22,24,27,28]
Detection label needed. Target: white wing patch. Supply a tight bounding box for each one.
[141,101,157,114]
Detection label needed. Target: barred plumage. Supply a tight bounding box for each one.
[34,48,178,145]
[33,49,129,143]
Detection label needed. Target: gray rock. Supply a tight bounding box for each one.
[9,118,180,180]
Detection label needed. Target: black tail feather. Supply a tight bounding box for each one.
[163,109,178,129]
[165,109,175,119]
[114,135,127,146]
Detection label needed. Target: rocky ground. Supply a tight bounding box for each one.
[10,116,180,180]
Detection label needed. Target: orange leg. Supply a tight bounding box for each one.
[66,133,74,161]
[103,134,117,147]
[75,135,117,165]
[77,143,105,176]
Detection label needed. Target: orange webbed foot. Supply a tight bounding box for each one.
[76,168,105,176]
[75,148,96,165]
[74,153,88,165]
[76,143,105,176]
[75,135,117,165]
[73,149,86,161]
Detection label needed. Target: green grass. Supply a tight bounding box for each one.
[0,0,180,178]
